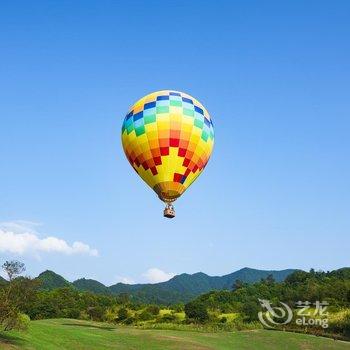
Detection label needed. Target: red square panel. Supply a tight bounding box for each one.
[154,156,162,165]
[173,173,182,183]
[178,148,186,157]
[170,138,180,147]
[183,158,190,167]
[160,147,169,156]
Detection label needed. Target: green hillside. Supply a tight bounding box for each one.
[72,278,110,294]
[36,270,71,290]
[220,267,296,287]
[1,319,350,350]
[108,268,297,304]
[32,268,297,304]
[0,276,7,286]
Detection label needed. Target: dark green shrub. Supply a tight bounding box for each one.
[117,307,128,321]
[123,317,135,325]
[146,305,160,315]
[241,301,259,322]
[87,306,105,321]
[220,316,227,323]
[67,308,80,319]
[172,304,184,312]
[138,310,153,321]
[184,301,209,323]
[158,313,177,323]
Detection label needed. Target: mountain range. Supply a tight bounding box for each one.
[34,267,297,304]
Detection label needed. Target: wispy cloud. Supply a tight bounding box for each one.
[142,268,176,283]
[0,221,98,258]
[116,276,135,284]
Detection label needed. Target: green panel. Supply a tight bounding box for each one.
[144,114,156,124]
[183,108,194,117]
[201,130,209,141]
[170,100,182,107]
[194,119,204,128]
[156,106,169,114]
[125,118,133,128]
[135,126,145,136]
[127,124,134,134]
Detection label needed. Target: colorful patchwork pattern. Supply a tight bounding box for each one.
[121,90,214,202]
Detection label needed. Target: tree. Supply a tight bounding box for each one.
[138,310,153,321]
[241,300,260,322]
[0,261,38,331]
[117,307,128,321]
[172,303,184,312]
[285,270,309,285]
[146,304,160,315]
[266,274,275,285]
[232,279,244,290]
[87,306,105,321]
[184,301,209,323]
[2,261,25,281]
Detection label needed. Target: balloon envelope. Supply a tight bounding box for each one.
[121,90,214,203]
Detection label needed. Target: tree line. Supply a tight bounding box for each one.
[1,261,350,339]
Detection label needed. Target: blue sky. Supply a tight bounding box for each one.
[0,1,349,285]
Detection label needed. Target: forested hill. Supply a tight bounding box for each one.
[72,278,110,294]
[0,276,7,286]
[35,267,296,304]
[109,268,296,304]
[36,270,70,290]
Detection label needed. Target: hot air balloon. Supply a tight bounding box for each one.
[121,90,214,218]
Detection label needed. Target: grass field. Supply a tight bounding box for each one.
[1,319,350,350]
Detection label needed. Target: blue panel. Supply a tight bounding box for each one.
[182,97,193,104]
[203,123,210,133]
[195,111,204,120]
[133,111,143,121]
[144,101,156,109]
[194,105,204,115]
[126,111,133,120]
[143,107,156,116]
[125,117,133,127]
[169,92,181,96]
[169,95,182,101]
[183,102,194,110]
[156,100,169,106]
[204,117,211,127]
[157,95,169,100]
[134,119,144,128]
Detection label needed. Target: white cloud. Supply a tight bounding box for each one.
[0,221,98,258]
[119,276,135,284]
[113,275,135,285]
[142,268,176,283]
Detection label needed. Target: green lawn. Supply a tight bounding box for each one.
[1,319,350,350]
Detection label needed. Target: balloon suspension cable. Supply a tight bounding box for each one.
[163,201,175,219]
